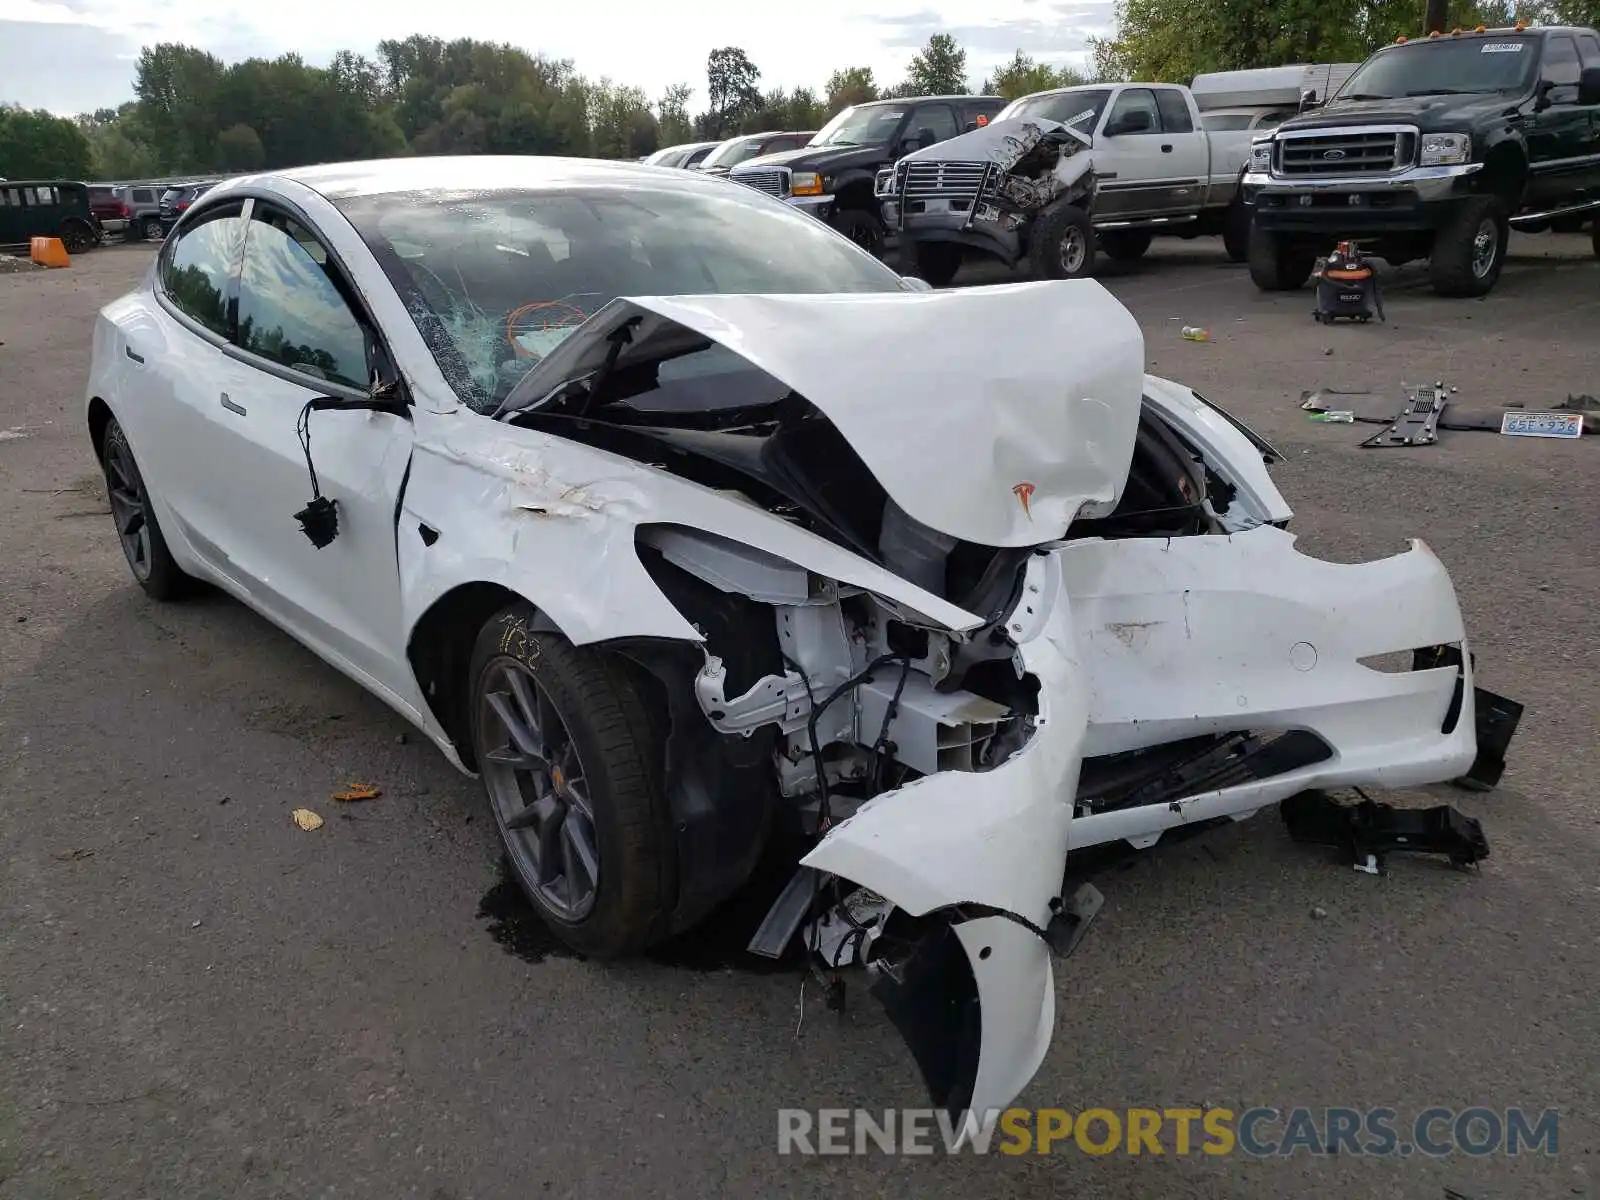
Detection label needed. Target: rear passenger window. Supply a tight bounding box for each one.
[910,104,960,143]
[1542,35,1581,92]
[1155,89,1194,133]
[236,207,368,389]
[1577,33,1600,69]
[160,202,245,337]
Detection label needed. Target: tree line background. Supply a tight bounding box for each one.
[3,0,1598,181]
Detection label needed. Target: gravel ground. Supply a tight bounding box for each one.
[2,237,1598,1200]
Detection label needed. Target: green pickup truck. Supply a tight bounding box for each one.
[0,180,100,252]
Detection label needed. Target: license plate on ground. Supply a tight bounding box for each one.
[1500,411,1585,438]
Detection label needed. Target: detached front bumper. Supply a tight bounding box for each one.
[802,523,1483,1122]
[1244,162,1482,235]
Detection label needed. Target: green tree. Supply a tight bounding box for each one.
[0,105,93,177]
[903,34,970,95]
[216,123,266,170]
[656,83,695,145]
[588,79,659,157]
[981,51,1089,99]
[704,46,761,137]
[825,66,880,110]
[134,43,226,169]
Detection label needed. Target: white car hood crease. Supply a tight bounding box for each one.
[499,280,1147,547]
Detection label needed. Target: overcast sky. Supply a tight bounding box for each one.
[0,0,1110,116]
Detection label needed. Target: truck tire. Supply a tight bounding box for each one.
[908,241,962,287]
[831,208,886,258]
[1222,198,1250,263]
[1247,226,1316,291]
[1099,229,1152,261]
[1028,203,1096,279]
[1429,195,1508,298]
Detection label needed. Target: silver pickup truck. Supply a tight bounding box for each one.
[882,71,1355,282]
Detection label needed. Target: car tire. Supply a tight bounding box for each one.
[831,208,887,257]
[1429,195,1508,298]
[469,606,674,959]
[1247,225,1316,291]
[1028,203,1096,279]
[100,418,197,601]
[1222,198,1250,263]
[59,219,94,254]
[1098,229,1152,262]
[909,240,962,287]
[141,217,163,242]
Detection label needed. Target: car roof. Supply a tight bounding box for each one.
[853,95,1002,105]
[216,155,768,203]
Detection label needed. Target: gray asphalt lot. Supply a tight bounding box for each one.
[2,236,1598,1199]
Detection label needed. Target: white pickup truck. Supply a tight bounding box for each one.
[882,71,1352,281]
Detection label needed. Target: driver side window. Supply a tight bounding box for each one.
[1107,88,1161,134]
[1542,35,1580,102]
[909,104,959,145]
[236,207,369,390]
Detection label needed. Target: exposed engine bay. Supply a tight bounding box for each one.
[428,281,1492,1125]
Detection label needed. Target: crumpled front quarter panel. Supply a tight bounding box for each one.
[397,409,987,648]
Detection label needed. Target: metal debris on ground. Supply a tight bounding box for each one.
[1300,388,1371,412]
[1361,381,1450,448]
[1300,385,1598,439]
[1281,789,1490,873]
[331,783,381,802]
[291,808,325,831]
[1308,410,1355,423]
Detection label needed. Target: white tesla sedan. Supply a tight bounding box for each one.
[87,155,1485,1122]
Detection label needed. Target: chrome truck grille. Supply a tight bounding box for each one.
[730,167,789,197]
[1276,127,1416,175]
[902,160,988,207]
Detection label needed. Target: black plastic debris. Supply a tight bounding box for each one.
[1281,790,1489,872]
[1453,690,1524,793]
[1361,381,1449,448]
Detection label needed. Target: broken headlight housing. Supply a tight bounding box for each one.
[1418,132,1470,167]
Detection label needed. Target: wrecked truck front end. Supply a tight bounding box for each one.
[406,279,1495,1128]
[879,117,1095,268]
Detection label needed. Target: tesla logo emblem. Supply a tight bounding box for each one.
[1322,148,1347,160]
[1013,482,1036,519]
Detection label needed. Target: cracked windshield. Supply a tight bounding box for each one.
[337,187,901,412]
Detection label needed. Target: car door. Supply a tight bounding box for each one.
[207,200,419,702]
[126,199,250,572]
[1576,32,1600,197]
[1093,88,1173,220]
[1526,34,1591,208]
[1154,88,1210,214]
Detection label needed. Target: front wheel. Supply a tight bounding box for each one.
[1098,229,1152,262]
[100,418,197,600]
[469,609,674,958]
[1247,226,1316,291]
[1028,203,1096,279]
[908,240,962,287]
[831,207,887,258]
[1222,198,1250,263]
[1429,196,1508,297]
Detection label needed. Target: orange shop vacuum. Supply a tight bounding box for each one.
[1313,240,1384,324]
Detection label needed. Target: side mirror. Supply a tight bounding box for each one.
[364,326,401,393]
[1300,88,1321,111]
[1106,109,1153,135]
[1579,66,1600,105]
[916,126,939,147]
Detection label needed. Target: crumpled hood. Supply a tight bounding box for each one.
[901,116,1091,168]
[499,279,1146,547]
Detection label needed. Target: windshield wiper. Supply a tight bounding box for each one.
[1337,92,1390,101]
[1406,88,1472,96]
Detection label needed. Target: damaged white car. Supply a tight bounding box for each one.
[87,157,1490,1123]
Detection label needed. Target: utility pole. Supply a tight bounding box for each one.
[1424,0,1449,33]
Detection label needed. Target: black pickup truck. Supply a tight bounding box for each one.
[725,95,1007,255]
[1243,24,1600,296]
